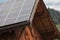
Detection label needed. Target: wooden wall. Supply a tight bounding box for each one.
[32,0,60,40]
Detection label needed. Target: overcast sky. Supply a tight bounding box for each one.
[43,0,60,11]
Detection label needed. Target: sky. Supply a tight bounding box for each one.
[43,0,60,11]
[0,0,7,3]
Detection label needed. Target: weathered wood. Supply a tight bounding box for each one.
[32,0,60,40]
[17,26,43,40]
[0,31,17,40]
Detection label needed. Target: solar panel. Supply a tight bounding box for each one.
[0,0,35,26]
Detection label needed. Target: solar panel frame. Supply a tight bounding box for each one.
[0,20,30,33]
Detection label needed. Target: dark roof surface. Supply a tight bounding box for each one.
[0,0,35,27]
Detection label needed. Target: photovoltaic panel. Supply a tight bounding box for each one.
[0,0,35,26]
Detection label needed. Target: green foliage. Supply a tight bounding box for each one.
[48,8,60,25]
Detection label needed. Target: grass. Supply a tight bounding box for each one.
[56,24,60,32]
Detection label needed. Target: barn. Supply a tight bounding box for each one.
[0,0,60,40]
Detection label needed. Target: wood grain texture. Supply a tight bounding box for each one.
[32,0,60,40]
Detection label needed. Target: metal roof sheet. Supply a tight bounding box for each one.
[0,0,35,26]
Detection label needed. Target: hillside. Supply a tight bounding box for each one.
[48,8,60,25]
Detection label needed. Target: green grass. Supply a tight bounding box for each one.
[56,24,60,32]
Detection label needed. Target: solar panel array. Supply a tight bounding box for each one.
[0,0,35,26]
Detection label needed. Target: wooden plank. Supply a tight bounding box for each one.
[32,0,60,39]
[0,31,17,40]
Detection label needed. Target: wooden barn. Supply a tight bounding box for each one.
[0,0,60,40]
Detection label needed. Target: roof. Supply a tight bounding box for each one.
[0,0,36,32]
[0,0,35,26]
